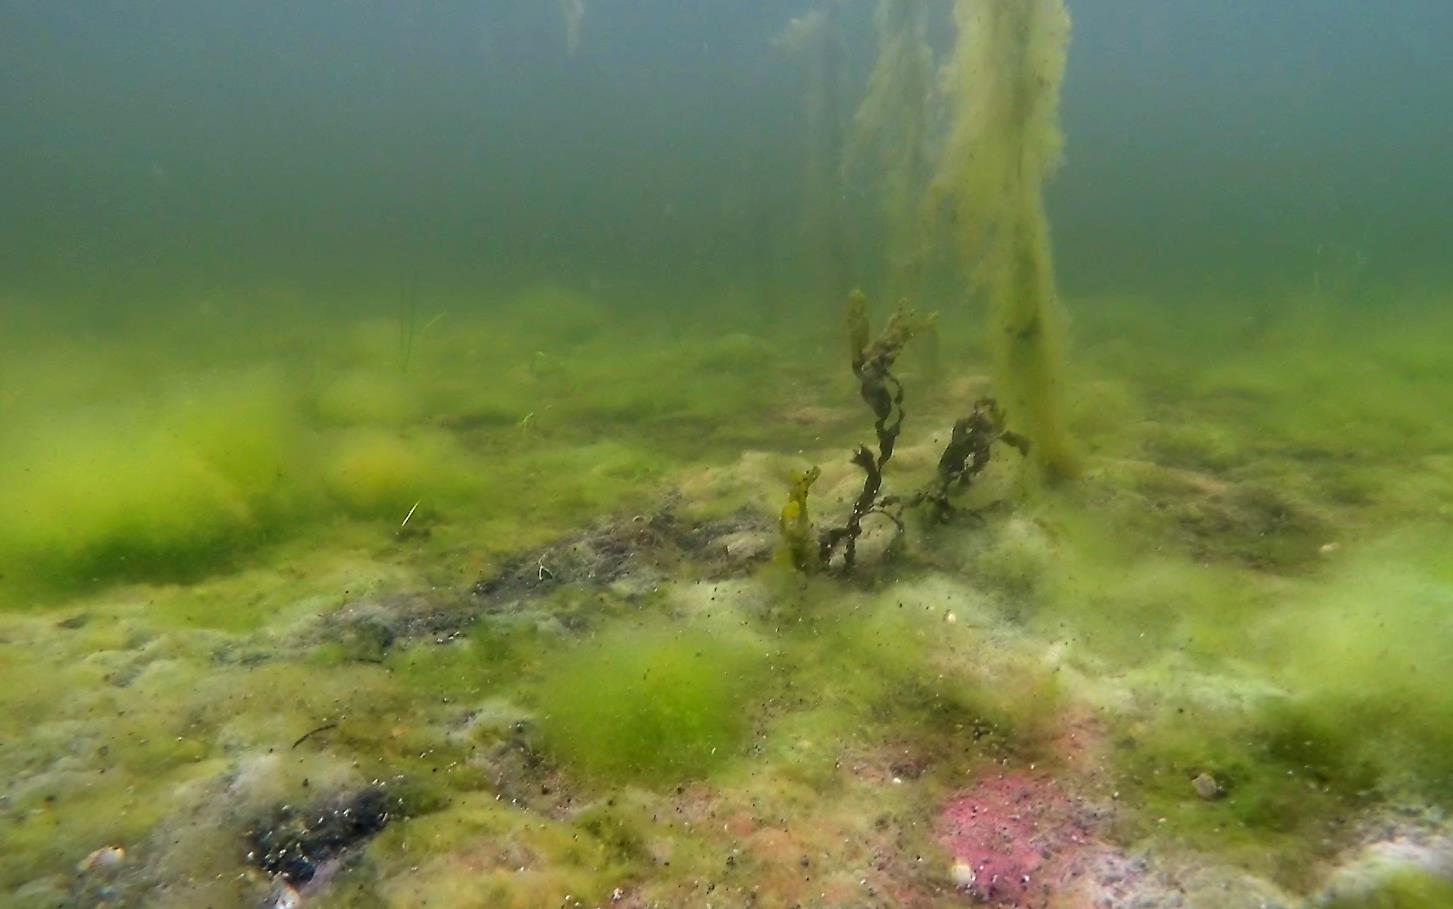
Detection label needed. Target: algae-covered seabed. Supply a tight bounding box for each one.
[3,282,1452,909]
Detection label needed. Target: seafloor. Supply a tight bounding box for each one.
[2,285,1452,909]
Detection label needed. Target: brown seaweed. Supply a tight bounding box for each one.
[907,398,1030,523]
[781,291,1027,573]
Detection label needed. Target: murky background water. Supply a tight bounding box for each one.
[3,2,1452,907]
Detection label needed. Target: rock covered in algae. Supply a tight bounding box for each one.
[244,787,395,886]
[1317,823,1453,908]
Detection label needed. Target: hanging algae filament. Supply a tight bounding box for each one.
[843,0,936,300]
[935,0,1077,479]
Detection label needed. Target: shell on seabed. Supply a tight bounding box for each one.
[950,860,977,887]
[77,845,126,874]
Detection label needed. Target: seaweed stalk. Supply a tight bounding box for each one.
[819,290,930,570]
[779,466,822,571]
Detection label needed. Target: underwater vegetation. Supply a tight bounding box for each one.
[5,276,1453,909]
[0,290,831,603]
[533,626,767,783]
[773,0,855,298]
[2,1,1453,907]
[779,290,1027,572]
[842,0,1078,480]
[934,0,1076,480]
[843,0,936,300]
[0,370,305,588]
[777,465,821,572]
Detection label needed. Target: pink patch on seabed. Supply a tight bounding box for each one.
[937,771,1098,906]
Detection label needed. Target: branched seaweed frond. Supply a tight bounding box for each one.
[906,398,1029,523]
[849,290,934,464]
[822,291,930,570]
[781,291,1023,575]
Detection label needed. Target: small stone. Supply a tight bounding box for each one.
[719,531,773,562]
[1192,772,1222,800]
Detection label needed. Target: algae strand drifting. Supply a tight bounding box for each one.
[843,0,936,302]
[933,0,1077,480]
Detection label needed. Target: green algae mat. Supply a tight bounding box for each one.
[3,289,1453,909]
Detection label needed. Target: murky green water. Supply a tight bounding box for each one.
[3,3,1452,908]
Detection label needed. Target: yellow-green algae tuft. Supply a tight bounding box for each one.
[534,625,768,783]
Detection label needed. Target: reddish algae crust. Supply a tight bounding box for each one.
[937,771,1096,906]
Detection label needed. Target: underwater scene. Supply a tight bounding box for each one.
[4,1,1453,907]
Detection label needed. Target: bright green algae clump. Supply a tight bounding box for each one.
[0,291,812,603]
[533,627,766,783]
